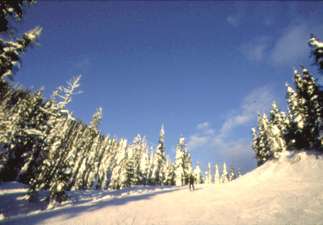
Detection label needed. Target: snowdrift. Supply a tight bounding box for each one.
[1,151,323,225]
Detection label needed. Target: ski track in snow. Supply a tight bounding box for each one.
[1,151,323,225]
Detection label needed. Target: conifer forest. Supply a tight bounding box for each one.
[1,1,323,225]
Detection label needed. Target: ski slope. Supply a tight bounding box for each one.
[1,151,323,225]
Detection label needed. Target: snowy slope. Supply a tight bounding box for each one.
[1,151,323,225]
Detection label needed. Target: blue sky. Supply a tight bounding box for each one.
[14,1,323,172]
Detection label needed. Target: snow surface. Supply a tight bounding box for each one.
[1,151,323,225]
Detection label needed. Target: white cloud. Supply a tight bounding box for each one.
[270,24,309,66]
[187,122,215,150]
[217,86,275,139]
[240,22,323,66]
[187,86,275,166]
[187,135,209,150]
[187,86,272,170]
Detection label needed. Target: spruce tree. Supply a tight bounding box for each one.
[221,162,228,183]
[308,35,323,69]
[89,107,103,131]
[174,136,191,186]
[175,137,186,186]
[228,165,236,182]
[164,158,175,185]
[286,69,321,149]
[109,139,128,189]
[193,163,202,184]
[252,114,272,165]
[214,163,220,184]
[151,125,167,185]
[0,27,42,81]
[206,162,212,184]
[0,0,35,33]
[268,102,288,158]
[28,76,81,206]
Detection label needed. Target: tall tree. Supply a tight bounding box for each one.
[214,163,220,184]
[174,136,191,186]
[308,35,323,69]
[193,163,202,184]
[0,0,35,33]
[205,162,212,184]
[28,76,81,206]
[268,102,288,158]
[286,68,321,149]
[151,125,167,185]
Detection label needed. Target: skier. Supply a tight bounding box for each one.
[189,173,195,191]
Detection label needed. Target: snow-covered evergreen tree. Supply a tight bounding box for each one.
[0,27,42,81]
[89,107,103,131]
[308,35,323,69]
[0,89,45,182]
[214,163,220,184]
[221,162,228,184]
[28,76,81,206]
[268,102,288,158]
[164,158,175,185]
[109,139,128,189]
[0,0,36,33]
[151,125,167,185]
[228,165,236,182]
[205,162,212,184]
[175,137,186,186]
[174,136,191,186]
[193,163,202,184]
[286,68,321,149]
[236,168,242,178]
[252,114,272,166]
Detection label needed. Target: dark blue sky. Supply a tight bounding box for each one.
[14,1,323,172]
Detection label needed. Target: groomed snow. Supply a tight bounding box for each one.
[1,151,323,225]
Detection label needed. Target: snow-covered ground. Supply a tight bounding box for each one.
[1,151,323,225]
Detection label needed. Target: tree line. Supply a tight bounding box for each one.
[0,1,241,208]
[251,35,323,166]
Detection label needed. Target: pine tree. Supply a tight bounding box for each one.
[89,107,103,131]
[139,137,150,185]
[0,0,41,82]
[221,162,228,183]
[193,163,202,184]
[236,168,242,178]
[151,125,167,185]
[0,0,36,33]
[268,102,288,158]
[214,163,220,184]
[308,35,323,69]
[97,137,117,189]
[183,146,192,184]
[174,136,191,186]
[164,158,175,185]
[286,68,321,149]
[228,165,236,182]
[0,89,45,182]
[109,139,128,189]
[0,27,42,81]
[252,114,272,166]
[28,76,81,206]
[205,162,212,184]
[175,137,186,186]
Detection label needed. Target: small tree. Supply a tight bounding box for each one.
[193,163,202,184]
[221,162,228,183]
